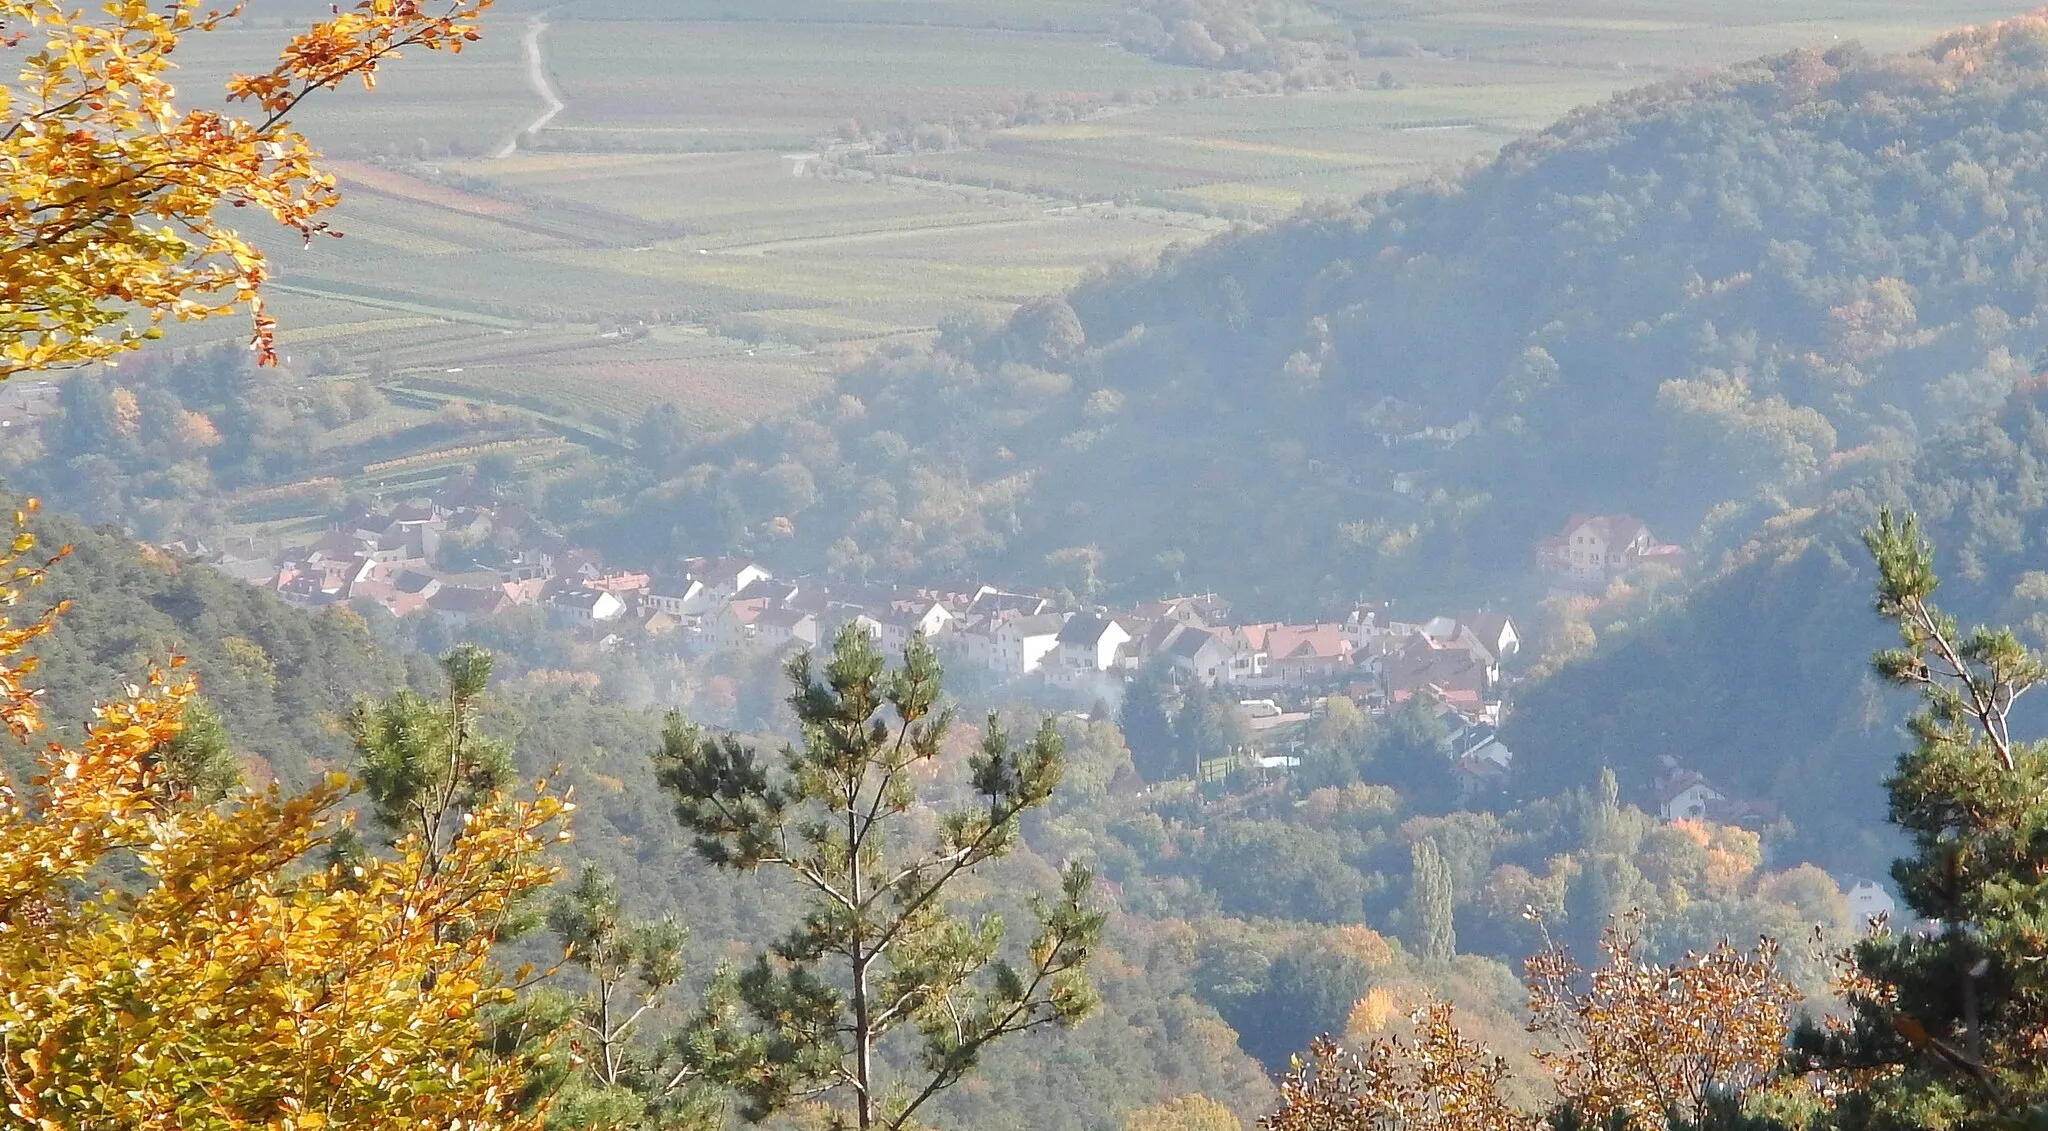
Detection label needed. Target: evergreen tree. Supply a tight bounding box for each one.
[541,863,719,1131]
[1120,663,1179,782]
[1796,511,2048,1129]
[652,626,1103,1131]
[155,695,239,804]
[349,643,515,875]
[1406,838,1456,962]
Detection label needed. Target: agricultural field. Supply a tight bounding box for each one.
[158,0,2027,512]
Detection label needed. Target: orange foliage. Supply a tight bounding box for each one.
[0,0,491,375]
[0,509,567,1128]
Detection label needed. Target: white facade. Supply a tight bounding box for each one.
[1660,781,1723,821]
[993,615,1066,677]
[1842,878,1898,929]
[647,577,705,617]
[1052,617,1132,683]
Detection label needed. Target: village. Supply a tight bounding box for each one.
[171,488,1815,852]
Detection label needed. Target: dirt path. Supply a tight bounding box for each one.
[492,12,565,160]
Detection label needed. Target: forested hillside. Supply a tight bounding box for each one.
[604,16,2048,612]
[1510,378,2048,875]
[9,504,398,782]
[1,507,1277,1128]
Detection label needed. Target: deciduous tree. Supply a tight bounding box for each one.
[0,0,491,375]
[0,513,567,1128]
[1525,918,1802,1130]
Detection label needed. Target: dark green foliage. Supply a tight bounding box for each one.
[541,863,716,1131]
[652,625,1104,1131]
[1509,388,2048,875]
[1119,663,1179,784]
[634,402,691,480]
[1177,679,1252,768]
[1791,512,2048,1130]
[349,644,515,853]
[156,696,239,803]
[1407,838,1456,963]
[1371,700,1460,812]
[1223,948,1375,1071]
[1197,820,1366,924]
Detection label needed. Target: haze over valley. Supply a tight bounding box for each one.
[18,2,2048,1128]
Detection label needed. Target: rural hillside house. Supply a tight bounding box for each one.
[1051,614,1132,684]
[993,613,1067,677]
[646,573,705,617]
[1840,877,1898,927]
[1656,771,1724,821]
[1165,626,1237,684]
[1536,513,1687,590]
[549,587,626,624]
[691,556,773,604]
[753,607,821,652]
[1259,623,1352,685]
[876,599,953,654]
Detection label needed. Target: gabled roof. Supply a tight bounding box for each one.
[1656,770,1723,807]
[694,556,764,586]
[1558,513,1653,545]
[968,589,1047,617]
[649,572,702,597]
[1263,623,1350,662]
[734,578,799,604]
[430,585,510,615]
[1056,614,1122,648]
[305,529,368,561]
[756,607,816,631]
[1165,626,1225,659]
[388,503,443,525]
[393,570,440,596]
[1004,613,1068,639]
[551,588,619,612]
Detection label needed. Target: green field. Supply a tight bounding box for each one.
[158,0,2029,511]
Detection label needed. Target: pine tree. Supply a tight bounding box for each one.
[1796,510,2048,1129]
[540,863,719,1131]
[653,625,1103,1131]
[1407,838,1456,963]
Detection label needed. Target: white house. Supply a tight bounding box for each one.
[754,607,820,652]
[646,574,705,617]
[1050,614,1131,684]
[705,600,766,652]
[1841,877,1898,929]
[1656,771,1725,821]
[550,587,626,624]
[945,613,999,670]
[1164,626,1237,684]
[877,600,954,655]
[992,613,1067,677]
[691,556,773,605]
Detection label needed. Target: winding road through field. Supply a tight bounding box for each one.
[493,12,564,160]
